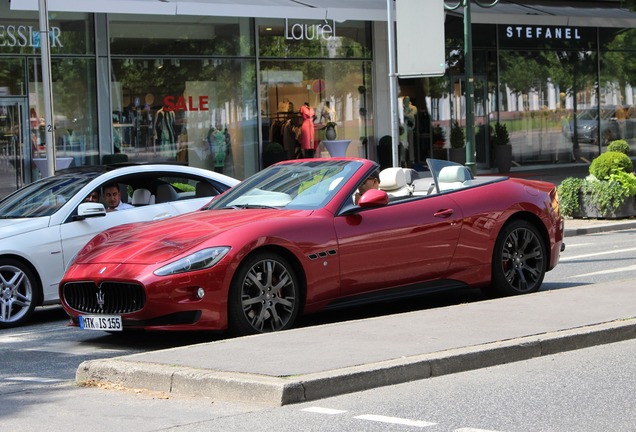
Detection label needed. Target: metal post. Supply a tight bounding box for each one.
[463,0,475,175]
[386,0,400,167]
[38,0,56,177]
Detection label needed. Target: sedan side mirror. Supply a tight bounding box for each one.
[74,202,107,220]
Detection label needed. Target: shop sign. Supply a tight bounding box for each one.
[284,19,335,41]
[505,26,581,41]
[163,95,209,112]
[0,24,63,48]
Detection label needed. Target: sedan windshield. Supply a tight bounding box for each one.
[207,160,362,210]
[0,175,92,218]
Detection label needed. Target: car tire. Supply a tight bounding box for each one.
[0,259,40,328]
[228,252,300,335]
[487,220,546,297]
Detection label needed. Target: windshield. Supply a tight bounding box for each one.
[207,160,362,210]
[0,175,92,218]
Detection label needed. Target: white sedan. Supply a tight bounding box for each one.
[0,164,239,328]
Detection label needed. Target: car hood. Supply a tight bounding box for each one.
[0,217,50,241]
[77,208,310,265]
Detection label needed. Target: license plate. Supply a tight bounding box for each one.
[79,315,122,331]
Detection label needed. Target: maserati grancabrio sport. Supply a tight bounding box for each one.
[60,158,564,335]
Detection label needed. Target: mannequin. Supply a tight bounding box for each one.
[403,97,417,165]
[300,102,315,158]
[154,105,176,152]
[320,101,336,123]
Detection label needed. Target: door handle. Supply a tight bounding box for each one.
[434,208,454,218]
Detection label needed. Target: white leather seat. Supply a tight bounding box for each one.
[131,188,155,206]
[156,184,178,203]
[437,165,472,191]
[379,167,412,198]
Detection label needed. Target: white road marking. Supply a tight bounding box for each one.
[301,407,347,415]
[353,414,437,427]
[560,246,636,262]
[5,377,65,383]
[570,264,636,278]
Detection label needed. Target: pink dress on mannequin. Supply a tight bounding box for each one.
[300,103,315,152]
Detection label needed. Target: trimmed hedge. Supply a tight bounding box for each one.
[589,151,633,180]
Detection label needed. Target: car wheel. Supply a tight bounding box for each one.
[228,252,300,335]
[489,220,546,296]
[0,259,40,328]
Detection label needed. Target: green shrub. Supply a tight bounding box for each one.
[608,170,636,196]
[589,151,633,180]
[492,122,510,146]
[607,139,630,155]
[557,177,584,217]
[450,120,465,149]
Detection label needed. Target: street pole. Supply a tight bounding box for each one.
[387,0,400,167]
[444,0,498,175]
[38,0,56,177]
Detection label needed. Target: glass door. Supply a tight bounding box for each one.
[0,98,30,197]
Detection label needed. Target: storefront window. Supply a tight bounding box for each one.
[258,18,373,164]
[109,15,253,57]
[111,58,258,180]
[260,60,373,164]
[0,58,26,96]
[28,57,99,178]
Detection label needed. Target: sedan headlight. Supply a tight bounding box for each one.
[154,247,230,276]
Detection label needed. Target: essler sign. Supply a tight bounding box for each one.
[0,25,64,48]
[284,18,336,41]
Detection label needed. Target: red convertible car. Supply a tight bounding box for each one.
[60,158,564,335]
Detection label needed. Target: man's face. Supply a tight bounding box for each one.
[358,177,378,195]
[103,186,121,210]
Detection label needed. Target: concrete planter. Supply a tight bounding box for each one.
[573,192,636,219]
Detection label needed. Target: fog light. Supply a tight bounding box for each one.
[196,287,205,299]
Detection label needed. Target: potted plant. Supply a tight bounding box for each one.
[492,122,512,173]
[449,120,466,164]
[557,150,636,219]
[325,121,337,140]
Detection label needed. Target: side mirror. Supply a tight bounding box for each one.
[74,202,107,220]
[358,188,389,207]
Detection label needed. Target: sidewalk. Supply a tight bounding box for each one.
[76,220,636,406]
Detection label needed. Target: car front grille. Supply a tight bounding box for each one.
[62,282,146,314]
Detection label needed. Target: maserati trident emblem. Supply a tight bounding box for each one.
[96,290,105,311]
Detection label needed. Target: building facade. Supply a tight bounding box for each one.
[1,1,635,193]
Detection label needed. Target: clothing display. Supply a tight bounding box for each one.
[300,103,315,157]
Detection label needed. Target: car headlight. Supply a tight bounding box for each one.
[154,247,230,276]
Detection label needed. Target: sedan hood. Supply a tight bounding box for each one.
[77,208,309,265]
[0,218,50,241]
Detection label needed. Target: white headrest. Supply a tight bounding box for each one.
[438,165,471,184]
[131,188,155,206]
[379,167,407,191]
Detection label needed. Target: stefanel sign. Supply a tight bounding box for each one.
[498,25,594,49]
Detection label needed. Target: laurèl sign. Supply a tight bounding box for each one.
[284,19,336,41]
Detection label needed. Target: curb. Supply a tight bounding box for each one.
[564,220,636,237]
[76,318,636,406]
